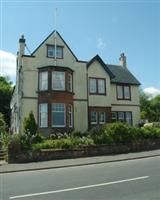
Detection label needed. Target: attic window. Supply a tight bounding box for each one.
[47,45,63,59]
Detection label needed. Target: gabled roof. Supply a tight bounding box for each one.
[107,64,141,85]
[31,30,78,61]
[87,55,115,79]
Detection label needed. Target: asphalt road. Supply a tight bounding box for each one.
[0,156,160,200]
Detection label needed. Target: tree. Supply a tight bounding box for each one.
[0,76,13,128]
[139,89,160,122]
[23,111,37,136]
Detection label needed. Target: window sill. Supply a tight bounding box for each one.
[89,93,106,96]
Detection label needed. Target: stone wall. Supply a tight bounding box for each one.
[8,139,160,163]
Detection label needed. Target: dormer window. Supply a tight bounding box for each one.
[47,45,63,59]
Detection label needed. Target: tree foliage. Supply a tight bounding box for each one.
[139,89,160,122]
[23,111,37,136]
[0,76,13,127]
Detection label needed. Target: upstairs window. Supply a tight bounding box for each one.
[47,45,63,59]
[39,71,48,91]
[89,78,106,95]
[67,73,73,92]
[52,71,65,91]
[117,85,131,100]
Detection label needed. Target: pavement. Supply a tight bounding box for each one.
[0,149,160,174]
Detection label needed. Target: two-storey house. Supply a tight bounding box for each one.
[11,30,140,137]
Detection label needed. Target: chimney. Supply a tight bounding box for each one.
[119,53,127,69]
[19,34,25,56]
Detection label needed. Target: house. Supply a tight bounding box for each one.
[10,30,141,137]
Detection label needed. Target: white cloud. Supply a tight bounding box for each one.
[0,50,16,83]
[144,87,160,98]
[97,38,106,50]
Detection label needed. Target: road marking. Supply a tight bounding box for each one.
[10,176,149,199]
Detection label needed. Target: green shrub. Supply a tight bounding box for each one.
[23,111,37,136]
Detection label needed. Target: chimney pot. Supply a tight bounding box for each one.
[119,52,127,69]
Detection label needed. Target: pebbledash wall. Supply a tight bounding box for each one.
[10,30,141,137]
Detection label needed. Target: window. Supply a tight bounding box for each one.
[68,105,73,127]
[117,85,131,100]
[112,111,132,125]
[112,112,117,122]
[91,111,97,124]
[98,79,105,94]
[47,45,63,58]
[39,72,48,91]
[124,86,130,99]
[99,112,106,124]
[126,112,132,125]
[52,71,65,91]
[118,112,125,122]
[52,103,65,127]
[39,103,48,127]
[67,73,72,92]
[117,85,123,99]
[89,78,96,93]
[89,78,106,95]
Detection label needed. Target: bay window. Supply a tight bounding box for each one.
[39,103,48,127]
[39,71,48,91]
[68,105,73,127]
[52,103,65,127]
[52,71,65,91]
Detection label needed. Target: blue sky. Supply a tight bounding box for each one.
[0,0,160,96]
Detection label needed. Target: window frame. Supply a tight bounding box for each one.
[90,111,98,125]
[112,111,132,125]
[47,45,63,59]
[89,77,106,95]
[116,85,131,100]
[39,103,48,128]
[52,103,66,127]
[39,71,48,91]
[52,71,65,91]
[99,112,106,124]
[68,104,73,128]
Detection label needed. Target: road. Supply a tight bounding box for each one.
[0,156,160,200]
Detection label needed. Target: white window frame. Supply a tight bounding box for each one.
[52,103,66,127]
[99,112,106,124]
[39,103,48,128]
[52,71,65,91]
[68,73,72,92]
[39,71,48,91]
[68,104,73,128]
[91,111,98,124]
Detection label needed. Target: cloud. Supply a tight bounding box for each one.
[0,50,16,83]
[144,87,160,98]
[97,38,106,50]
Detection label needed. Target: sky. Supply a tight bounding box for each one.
[0,0,160,97]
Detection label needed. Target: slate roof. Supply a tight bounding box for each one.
[107,64,141,85]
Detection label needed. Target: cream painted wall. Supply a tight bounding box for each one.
[110,84,140,105]
[20,98,38,132]
[88,60,111,107]
[32,32,76,68]
[112,105,140,126]
[74,101,88,132]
